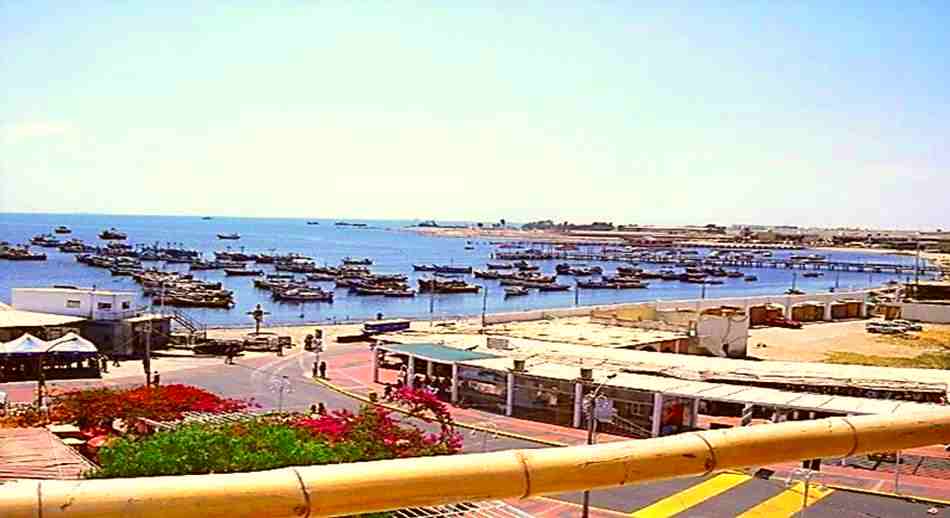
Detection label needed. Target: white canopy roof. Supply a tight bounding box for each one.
[0,332,98,356]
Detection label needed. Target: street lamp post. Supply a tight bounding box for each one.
[581,372,618,518]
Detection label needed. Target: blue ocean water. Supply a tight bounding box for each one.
[0,213,924,327]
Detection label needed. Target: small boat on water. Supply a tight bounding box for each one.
[342,257,372,265]
[99,228,127,240]
[744,275,758,282]
[486,262,514,270]
[504,286,529,297]
[306,221,320,225]
[802,272,823,278]
[201,216,213,220]
[30,234,62,247]
[538,283,571,292]
[225,268,263,276]
[54,226,71,234]
[786,288,805,295]
[384,288,416,298]
[217,233,240,240]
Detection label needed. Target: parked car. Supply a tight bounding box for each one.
[866,322,904,334]
[891,319,923,332]
[766,316,803,329]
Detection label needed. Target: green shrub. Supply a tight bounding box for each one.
[89,420,360,478]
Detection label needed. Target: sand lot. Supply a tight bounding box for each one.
[748,320,950,361]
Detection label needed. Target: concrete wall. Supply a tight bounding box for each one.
[696,314,749,358]
[12,289,136,320]
[899,302,950,324]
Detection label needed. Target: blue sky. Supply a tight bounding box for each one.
[1,3,947,228]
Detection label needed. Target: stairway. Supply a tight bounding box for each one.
[170,309,207,342]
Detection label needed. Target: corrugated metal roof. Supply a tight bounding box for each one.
[460,357,942,416]
[381,343,499,363]
[0,428,95,480]
[0,309,86,329]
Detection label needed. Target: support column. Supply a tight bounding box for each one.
[372,350,380,383]
[823,303,833,321]
[573,382,584,428]
[784,298,793,319]
[690,398,700,428]
[407,355,415,386]
[426,360,434,377]
[651,393,664,437]
[451,363,459,404]
[505,372,515,417]
[860,299,868,318]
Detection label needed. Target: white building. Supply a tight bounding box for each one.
[12,287,137,321]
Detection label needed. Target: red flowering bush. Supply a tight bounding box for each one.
[48,384,250,430]
[294,387,462,459]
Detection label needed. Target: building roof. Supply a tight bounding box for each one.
[379,342,499,363]
[387,335,950,393]
[12,287,133,296]
[0,428,96,480]
[0,309,86,329]
[460,357,941,416]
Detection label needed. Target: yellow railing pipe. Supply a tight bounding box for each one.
[2,411,949,518]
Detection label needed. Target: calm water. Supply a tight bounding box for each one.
[0,213,925,327]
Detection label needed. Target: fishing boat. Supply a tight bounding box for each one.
[306,221,320,225]
[306,273,337,282]
[341,257,372,266]
[725,271,745,278]
[473,270,500,279]
[217,233,240,240]
[225,268,263,276]
[353,286,388,296]
[201,216,213,220]
[434,264,473,274]
[272,287,334,302]
[412,264,437,272]
[786,288,805,295]
[30,234,62,247]
[486,262,514,270]
[384,288,416,298]
[189,260,222,271]
[538,283,571,292]
[54,226,71,234]
[504,286,529,297]
[802,272,823,278]
[744,275,758,282]
[99,228,127,240]
[464,245,475,251]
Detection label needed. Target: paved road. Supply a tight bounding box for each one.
[5,344,945,517]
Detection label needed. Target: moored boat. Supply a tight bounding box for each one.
[504,286,529,297]
[225,268,263,276]
[99,228,127,240]
[217,233,240,240]
[54,226,71,234]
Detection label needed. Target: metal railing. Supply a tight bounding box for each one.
[3,410,950,517]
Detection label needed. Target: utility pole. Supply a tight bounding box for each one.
[144,315,152,388]
[480,286,488,328]
[914,241,921,293]
[581,373,617,518]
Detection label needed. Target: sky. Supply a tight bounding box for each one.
[1,3,948,228]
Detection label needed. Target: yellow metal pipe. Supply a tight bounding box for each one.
[2,411,949,518]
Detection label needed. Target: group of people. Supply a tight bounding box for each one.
[384,366,452,400]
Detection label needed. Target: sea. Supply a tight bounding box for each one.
[0,213,927,327]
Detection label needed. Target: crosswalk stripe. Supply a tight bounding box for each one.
[630,473,751,517]
[735,481,834,517]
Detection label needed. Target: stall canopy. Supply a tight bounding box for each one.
[380,342,499,364]
[0,332,98,358]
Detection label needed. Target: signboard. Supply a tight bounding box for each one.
[584,395,616,423]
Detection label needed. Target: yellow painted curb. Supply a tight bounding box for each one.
[310,377,566,447]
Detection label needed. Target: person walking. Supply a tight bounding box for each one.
[318,361,327,379]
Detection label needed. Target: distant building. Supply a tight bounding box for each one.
[10,287,170,357]
[12,287,136,320]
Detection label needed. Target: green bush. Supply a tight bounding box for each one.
[89,420,360,478]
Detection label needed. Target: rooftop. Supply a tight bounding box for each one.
[13,287,133,296]
[379,342,499,363]
[0,428,95,480]
[0,309,86,329]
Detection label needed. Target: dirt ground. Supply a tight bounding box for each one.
[748,320,950,362]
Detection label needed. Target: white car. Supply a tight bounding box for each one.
[891,320,923,332]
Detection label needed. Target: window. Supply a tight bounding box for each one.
[97,302,112,310]
[66,300,81,309]
[121,301,131,310]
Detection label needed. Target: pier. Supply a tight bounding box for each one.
[493,251,940,276]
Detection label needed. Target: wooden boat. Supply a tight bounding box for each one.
[538,283,571,292]
[217,233,240,240]
[54,226,71,234]
[225,268,263,276]
[384,289,415,298]
[30,234,62,247]
[434,264,473,274]
[473,270,500,279]
[342,257,373,265]
[504,286,529,297]
[486,262,514,270]
[786,288,805,295]
[99,228,127,240]
[802,272,822,278]
[189,260,222,271]
[744,275,758,282]
[413,264,437,272]
[272,287,334,302]
[306,221,320,225]
[306,273,337,282]
[201,216,213,220]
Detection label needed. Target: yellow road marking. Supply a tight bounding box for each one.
[631,473,751,517]
[736,481,834,517]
